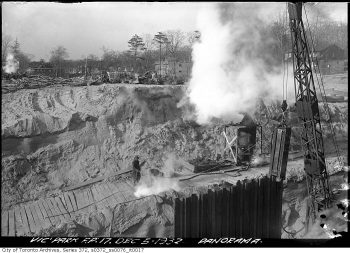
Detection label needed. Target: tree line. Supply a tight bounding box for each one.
[1,17,347,76]
[1,30,201,76]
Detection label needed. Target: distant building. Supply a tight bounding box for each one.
[154,60,169,76]
[168,60,192,80]
[284,44,347,75]
[318,44,347,75]
[154,59,192,80]
[319,44,346,60]
[27,61,55,76]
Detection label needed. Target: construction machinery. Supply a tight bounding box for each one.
[270,2,337,231]
[222,114,259,166]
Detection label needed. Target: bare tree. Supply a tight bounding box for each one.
[163,30,186,77]
[11,38,20,57]
[142,34,157,71]
[86,54,100,74]
[186,30,201,46]
[153,32,169,77]
[143,33,155,50]
[270,13,289,61]
[164,30,185,58]
[101,47,117,69]
[50,46,69,77]
[2,34,12,66]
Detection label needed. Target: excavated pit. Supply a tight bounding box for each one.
[1,74,348,237]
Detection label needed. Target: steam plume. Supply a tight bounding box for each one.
[3,53,19,74]
[185,3,294,124]
[134,153,181,198]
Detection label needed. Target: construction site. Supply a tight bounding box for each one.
[1,2,348,240]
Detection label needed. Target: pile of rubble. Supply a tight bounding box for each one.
[1,75,88,93]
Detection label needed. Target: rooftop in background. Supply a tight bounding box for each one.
[320,44,347,61]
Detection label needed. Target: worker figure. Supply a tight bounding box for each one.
[280,100,288,125]
[151,72,157,84]
[134,72,139,84]
[132,156,146,185]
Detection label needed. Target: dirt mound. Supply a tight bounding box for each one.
[1,74,348,239]
[1,84,223,209]
[1,79,348,210]
[111,193,175,237]
[282,172,348,239]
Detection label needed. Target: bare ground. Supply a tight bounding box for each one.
[1,74,348,237]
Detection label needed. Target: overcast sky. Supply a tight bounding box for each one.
[2,2,348,61]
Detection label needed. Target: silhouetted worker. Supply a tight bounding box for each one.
[132,156,145,185]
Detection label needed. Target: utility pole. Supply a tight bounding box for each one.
[84,56,87,82]
[159,42,162,78]
[154,32,168,79]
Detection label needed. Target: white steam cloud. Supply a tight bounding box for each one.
[134,177,180,198]
[134,153,181,198]
[3,53,19,74]
[186,3,294,125]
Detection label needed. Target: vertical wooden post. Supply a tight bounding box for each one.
[250,178,258,238]
[236,180,243,237]
[265,176,271,237]
[243,180,250,237]
[174,198,180,237]
[261,177,267,237]
[222,187,229,236]
[257,177,263,237]
[230,185,237,236]
[198,193,202,237]
[275,180,283,238]
[202,192,208,237]
[190,194,198,237]
[270,177,277,238]
[209,189,216,237]
[215,189,222,237]
[185,197,191,237]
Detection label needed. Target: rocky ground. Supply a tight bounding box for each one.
[1,73,348,237]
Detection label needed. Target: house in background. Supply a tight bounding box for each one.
[168,60,192,80]
[154,58,192,80]
[27,61,55,77]
[154,60,169,76]
[318,44,347,75]
[284,44,347,75]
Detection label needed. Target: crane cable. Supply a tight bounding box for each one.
[304,5,341,161]
[285,2,289,102]
[303,5,343,166]
[281,3,288,102]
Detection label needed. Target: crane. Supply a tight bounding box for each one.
[270,2,332,231]
[287,2,331,222]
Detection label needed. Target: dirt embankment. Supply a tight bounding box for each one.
[2,79,348,210]
[1,74,348,237]
[1,84,230,209]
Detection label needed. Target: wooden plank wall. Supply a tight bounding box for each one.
[174,176,283,238]
[1,179,136,237]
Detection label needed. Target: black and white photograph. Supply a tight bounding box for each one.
[1,1,348,247]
